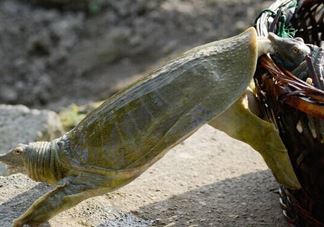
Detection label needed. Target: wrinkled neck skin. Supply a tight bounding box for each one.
[25,139,66,184]
[257,36,274,57]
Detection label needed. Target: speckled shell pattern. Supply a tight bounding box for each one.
[61,28,258,177]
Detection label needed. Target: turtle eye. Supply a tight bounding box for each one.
[292,46,300,54]
[13,147,23,155]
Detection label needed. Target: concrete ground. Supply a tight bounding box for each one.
[0,125,287,226]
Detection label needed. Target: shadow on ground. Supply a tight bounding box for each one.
[0,170,286,227]
[0,182,52,226]
[133,170,286,227]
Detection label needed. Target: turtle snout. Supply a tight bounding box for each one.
[0,145,27,175]
[267,33,277,42]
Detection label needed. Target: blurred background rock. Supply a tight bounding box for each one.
[0,0,271,110]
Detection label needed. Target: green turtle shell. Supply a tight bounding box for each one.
[61,27,258,176]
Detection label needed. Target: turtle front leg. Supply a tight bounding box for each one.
[13,173,111,227]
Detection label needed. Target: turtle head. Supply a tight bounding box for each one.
[268,33,310,70]
[0,144,29,174]
[1,140,66,183]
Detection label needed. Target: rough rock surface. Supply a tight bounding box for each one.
[0,105,63,174]
[0,0,271,110]
[0,125,287,226]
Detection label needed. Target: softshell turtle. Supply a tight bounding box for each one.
[0,27,300,226]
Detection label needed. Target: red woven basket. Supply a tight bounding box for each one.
[255,0,324,226]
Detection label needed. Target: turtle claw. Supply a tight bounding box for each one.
[12,219,26,227]
[12,219,33,227]
[13,218,50,227]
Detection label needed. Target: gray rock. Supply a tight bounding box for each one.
[0,105,63,174]
[0,0,271,110]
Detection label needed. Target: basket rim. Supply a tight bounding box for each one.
[255,0,324,118]
[258,56,324,118]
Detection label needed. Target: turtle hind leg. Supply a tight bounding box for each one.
[13,173,110,227]
[208,94,301,189]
